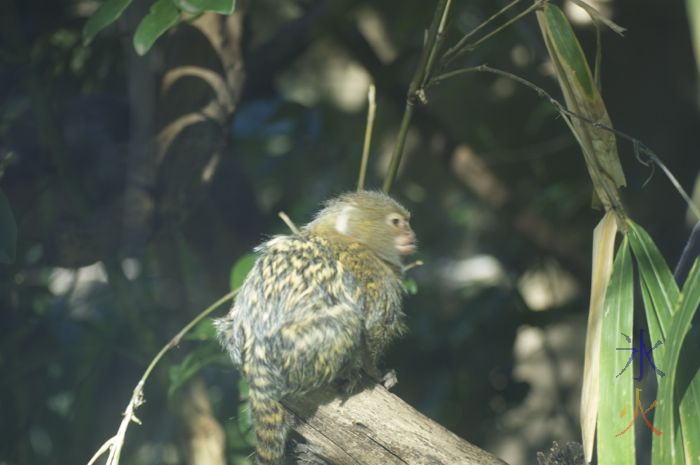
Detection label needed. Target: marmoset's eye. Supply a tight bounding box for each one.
[387,214,402,227]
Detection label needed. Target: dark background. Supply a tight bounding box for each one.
[1,0,698,464]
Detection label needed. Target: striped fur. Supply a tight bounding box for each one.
[214,191,413,465]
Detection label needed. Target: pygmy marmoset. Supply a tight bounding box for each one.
[214,190,417,465]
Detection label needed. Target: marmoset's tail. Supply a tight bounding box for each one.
[249,387,289,465]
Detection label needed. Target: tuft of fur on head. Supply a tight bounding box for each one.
[304,191,415,267]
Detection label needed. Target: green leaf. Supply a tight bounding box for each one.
[133,0,180,56]
[173,0,235,14]
[230,253,257,291]
[679,365,700,465]
[536,4,626,210]
[541,4,594,97]
[597,238,635,465]
[653,258,700,465]
[0,189,17,264]
[404,278,418,295]
[82,0,134,44]
[627,221,678,342]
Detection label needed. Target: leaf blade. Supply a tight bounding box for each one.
[653,258,700,465]
[173,0,236,14]
[83,0,134,44]
[536,4,626,211]
[627,221,678,342]
[679,366,700,465]
[132,0,181,56]
[597,237,635,465]
[581,211,619,462]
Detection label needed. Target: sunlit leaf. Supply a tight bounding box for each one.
[581,211,618,462]
[679,365,700,465]
[597,237,634,465]
[653,259,700,465]
[173,0,235,14]
[230,252,257,291]
[82,0,134,44]
[133,0,180,56]
[0,190,17,264]
[628,221,678,342]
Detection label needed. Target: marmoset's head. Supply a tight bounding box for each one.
[305,191,417,267]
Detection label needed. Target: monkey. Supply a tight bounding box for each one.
[214,190,417,465]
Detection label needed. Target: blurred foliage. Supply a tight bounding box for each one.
[0,189,17,263]
[0,0,698,465]
[83,0,237,54]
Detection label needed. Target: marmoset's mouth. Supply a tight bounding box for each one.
[396,240,417,255]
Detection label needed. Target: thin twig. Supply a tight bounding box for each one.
[86,438,115,465]
[403,260,425,272]
[441,0,545,68]
[441,0,522,67]
[383,0,449,193]
[85,289,238,465]
[422,0,453,89]
[637,146,700,221]
[383,103,415,193]
[429,64,700,221]
[357,84,377,191]
[463,0,546,58]
[278,211,301,235]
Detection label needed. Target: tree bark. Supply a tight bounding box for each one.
[283,375,509,465]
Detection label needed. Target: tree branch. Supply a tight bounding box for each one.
[284,375,509,465]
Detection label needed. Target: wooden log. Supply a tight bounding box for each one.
[283,376,509,465]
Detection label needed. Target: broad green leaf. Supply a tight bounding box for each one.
[133,0,180,56]
[82,0,133,44]
[0,189,17,264]
[597,238,635,465]
[230,252,257,291]
[581,211,618,462]
[679,366,700,465]
[536,4,626,211]
[653,259,700,465]
[627,221,678,342]
[173,0,235,14]
[541,5,593,97]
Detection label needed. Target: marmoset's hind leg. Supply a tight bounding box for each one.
[271,303,364,393]
[245,303,363,464]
